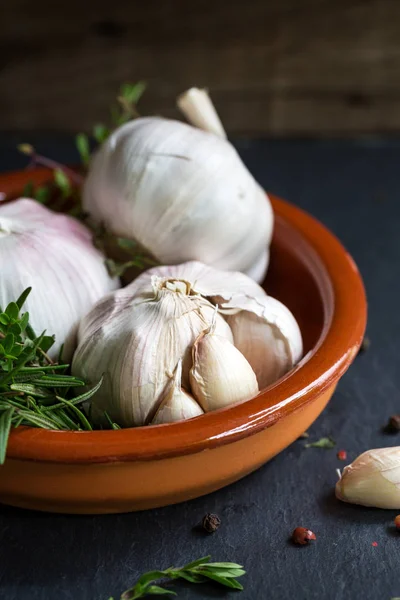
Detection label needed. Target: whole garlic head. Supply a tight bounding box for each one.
[0,198,119,358]
[83,93,273,283]
[72,273,233,426]
[72,261,302,427]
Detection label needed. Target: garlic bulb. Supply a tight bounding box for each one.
[72,260,302,426]
[151,360,203,424]
[72,273,233,426]
[83,89,273,282]
[190,322,259,411]
[336,447,400,509]
[0,198,118,358]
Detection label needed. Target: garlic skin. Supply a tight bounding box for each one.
[72,275,233,427]
[126,261,303,390]
[190,329,259,412]
[83,114,273,282]
[226,296,303,389]
[336,447,400,509]
[0,199,118,358]
[151,360,203,425]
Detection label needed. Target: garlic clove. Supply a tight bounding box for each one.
[226,296,303,389]
[151,392,203,425]
[151,360,204,425]
[189,329,259,412]
[177,87,227,139]
[336,447,400,509]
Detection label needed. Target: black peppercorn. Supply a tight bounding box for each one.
[388,415,400,432]
[202,513,221,533]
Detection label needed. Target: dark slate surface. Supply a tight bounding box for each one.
[1,135,400,600]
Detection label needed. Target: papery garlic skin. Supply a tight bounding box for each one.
[336,447,400,509]
[126,261,303,390]
[151,360,203,425]
[226,296,303,389]
[72,275,233,427]
[0,199,118,358]
[83,117,273,282]
[190,329,259,412]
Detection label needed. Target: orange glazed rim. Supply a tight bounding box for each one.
[0,168,367,464]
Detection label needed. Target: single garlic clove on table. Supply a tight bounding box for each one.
[151,360,203,425]
[336,446,400,509]
[190,326,259,412]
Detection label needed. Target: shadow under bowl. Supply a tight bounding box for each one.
[0,169,367,513]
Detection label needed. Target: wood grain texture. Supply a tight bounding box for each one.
[1,0,400,135]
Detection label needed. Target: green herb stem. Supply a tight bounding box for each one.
[0,289,110,465]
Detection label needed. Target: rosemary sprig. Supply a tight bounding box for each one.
[0,288,108,464]
[109,556,245,599]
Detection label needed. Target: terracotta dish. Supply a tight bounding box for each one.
[0,168,367,514]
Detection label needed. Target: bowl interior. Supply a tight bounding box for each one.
[264,214,329,358]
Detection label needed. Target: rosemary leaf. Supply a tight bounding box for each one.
[0,408,15,463]
[93,123,110,143]
[76,133,90,166]
[10,383,51,398]
[53,169,71,198]
[34,186,51,204]
[55,397,93,431]
[13,410,63,430]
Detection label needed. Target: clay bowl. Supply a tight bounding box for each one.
[0,168,367,514]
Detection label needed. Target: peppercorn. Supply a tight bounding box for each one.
[202,513,221,533]
[394,515,400,530]
[337,450,347,461]
[291,527,316,545]
[387,415,400,432]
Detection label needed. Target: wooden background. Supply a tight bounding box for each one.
[2,0,400,136]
